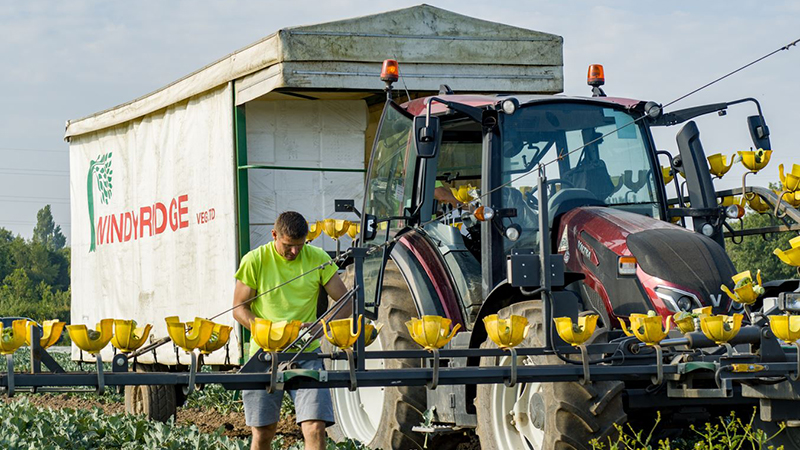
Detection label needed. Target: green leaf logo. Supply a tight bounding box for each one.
[87,152,113,253]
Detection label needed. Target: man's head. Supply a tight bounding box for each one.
[272,211,309,261]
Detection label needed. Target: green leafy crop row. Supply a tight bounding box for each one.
[0,398,249,450]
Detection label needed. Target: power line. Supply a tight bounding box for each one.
[0,147,69,154]
[0,198,70,205]
[0,169,70,177]
[0,195,70,202]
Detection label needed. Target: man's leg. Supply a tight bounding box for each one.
[242,389,283,450]
[251,423,277,450]
[291,354,335,450]
[300,420,327,450]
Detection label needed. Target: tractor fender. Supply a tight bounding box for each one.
[391,230,466,325]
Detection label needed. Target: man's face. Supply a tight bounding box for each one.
[272,229,306,261]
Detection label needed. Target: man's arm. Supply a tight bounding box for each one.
[232,280,257,331]
[323,273,348,301]
[304,273,352,336]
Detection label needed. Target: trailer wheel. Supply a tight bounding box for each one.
[124,363,177,422]
[476,300,626,450]
[325,261,427,450]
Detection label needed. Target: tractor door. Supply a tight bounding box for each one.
[359,102,414,317]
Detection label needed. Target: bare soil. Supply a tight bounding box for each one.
[2,394,303,447]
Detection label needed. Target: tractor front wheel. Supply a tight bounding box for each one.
[476,300,626,450]
[325,261,427,449]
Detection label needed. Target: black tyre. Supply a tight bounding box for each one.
[124,363,177,422]
[755,415,800,449]
[325,261,427,449]
[476,300,626,450]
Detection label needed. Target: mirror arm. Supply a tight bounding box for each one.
[424,96,483,123]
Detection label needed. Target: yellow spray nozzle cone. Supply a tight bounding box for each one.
[673,313,696,334]
[779,164,800,192]
[0,319,30,355]
[323,219,351,240]
[406,316,460,350]
[554,315,598,346]
[364,320,383,347]
[67,318,114,354]
[619,314,671,345]
[661,166,674,185]
[700,314,743,344]
[165,316,215,353]
[346,223,361,240]
[251,318,302,352]
[722,270,764,305]
[747,195,771,213]
[738,149,771,172]
[719,196,740,207]
[199,322,233,354]
[111,320,152,353]
[707,153,734,178]
[450,185,476,203]
[769,315,800,344]
[24,319,66,349]
[484,314,531,349]
[307,221,324,242]
[321,315,363,350]
[672,307,712,334]
[774,236,800,267]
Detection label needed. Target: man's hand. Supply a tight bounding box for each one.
[232,280,257,330]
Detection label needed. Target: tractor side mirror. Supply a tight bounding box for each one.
[413,115,439,158]
[362,214,378,241]
[747,115,771,150]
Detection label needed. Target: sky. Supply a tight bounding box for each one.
[1,1,798,242]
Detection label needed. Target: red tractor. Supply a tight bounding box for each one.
[326,62,800,449]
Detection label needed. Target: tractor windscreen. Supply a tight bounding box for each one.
[498,101,660,250]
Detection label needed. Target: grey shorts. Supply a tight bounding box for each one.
[242,352,334,428]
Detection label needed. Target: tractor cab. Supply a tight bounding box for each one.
[358,61,781,329]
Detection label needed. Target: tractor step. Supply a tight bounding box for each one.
[412,424,470,434]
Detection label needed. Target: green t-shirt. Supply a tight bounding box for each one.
[235,241,338,357]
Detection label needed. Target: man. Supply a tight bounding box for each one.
[232,211,348,450]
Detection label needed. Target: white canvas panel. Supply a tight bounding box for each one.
[69,84,240,365]
[245,100,366,252]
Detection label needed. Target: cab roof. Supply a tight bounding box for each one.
[403,94,645,117]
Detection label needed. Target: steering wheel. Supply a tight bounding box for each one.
[523,178,575,207]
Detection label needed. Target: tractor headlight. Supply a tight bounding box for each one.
[655,286,702,313]
[505,224,521,241]
[725,204,745,219]
[677,295,694,311]
[500,98,519,115]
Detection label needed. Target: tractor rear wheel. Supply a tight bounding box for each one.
[325,261,427,449]
[124,363,176,422]
[755,415,800,449]
[476,300,626,450]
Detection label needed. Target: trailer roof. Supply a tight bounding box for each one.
[65,4,563,139]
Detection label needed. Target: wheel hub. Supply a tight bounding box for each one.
[529,392,545,430]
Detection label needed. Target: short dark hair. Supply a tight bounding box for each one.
[274,211,309,240]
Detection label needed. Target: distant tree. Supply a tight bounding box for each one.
[726,210,798,282]
[0,213,71,323]
[33,205,66,250]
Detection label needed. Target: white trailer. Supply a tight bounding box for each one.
[65,4,563,417]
